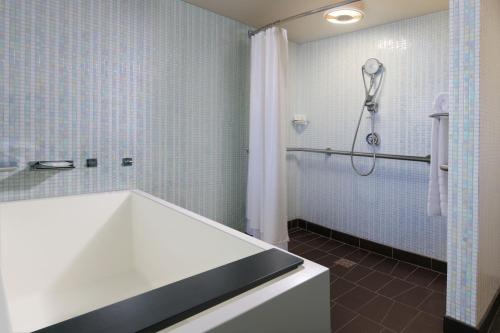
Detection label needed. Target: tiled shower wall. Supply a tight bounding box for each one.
[0,0,154,201]
[146,0,250,231]
[446,0,480,325]
[0,0,250,230]
[446,0,500,327]
[287,12,449,260]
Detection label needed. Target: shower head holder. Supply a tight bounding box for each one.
[365,100,378,113]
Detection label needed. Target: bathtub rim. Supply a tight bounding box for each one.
[0,189,329,332]
[130,190,329,332]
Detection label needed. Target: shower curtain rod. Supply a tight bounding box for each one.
[248,0,362,37]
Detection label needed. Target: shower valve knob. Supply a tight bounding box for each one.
[366,133,380,146]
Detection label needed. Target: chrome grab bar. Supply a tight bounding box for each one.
[429,112,449,118]
[244,147,431,163]
[286,147,431,163]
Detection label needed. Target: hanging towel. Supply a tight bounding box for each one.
[428,93,449,216]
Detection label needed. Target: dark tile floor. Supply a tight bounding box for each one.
[490,308,500,333]
[288,228,446,333]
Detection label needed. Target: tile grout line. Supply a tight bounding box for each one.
[333,312,360,333]
[291,229,446,333]
[373,274,398,294]
[378,300,397,327]
[399,310,425,333]
[290,226,446,274]
[360,313,399,333]
[330,278,357,302]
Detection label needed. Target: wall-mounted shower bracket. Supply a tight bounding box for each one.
[365,101,378,113]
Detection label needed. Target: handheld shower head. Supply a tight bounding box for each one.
[363,58,383,75]
[362,58,384,100]
[351,58,385,176]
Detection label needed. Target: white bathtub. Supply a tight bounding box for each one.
[0,190,329,333]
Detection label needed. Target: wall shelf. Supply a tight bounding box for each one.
[31,161,75,171]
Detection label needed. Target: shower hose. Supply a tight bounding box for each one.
[350,68,384,176]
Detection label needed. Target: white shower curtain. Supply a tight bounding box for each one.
[246,27,289,248]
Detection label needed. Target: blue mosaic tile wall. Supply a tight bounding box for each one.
[2,0,489,325]
[0,0,251,230]
[287,12,449,260]
[446,0,481,326]
[145,0,251,231]
[0,0,154,201]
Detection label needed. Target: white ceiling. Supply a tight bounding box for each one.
[182,0,448,43]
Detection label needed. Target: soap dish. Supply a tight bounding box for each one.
[31,161,75,170]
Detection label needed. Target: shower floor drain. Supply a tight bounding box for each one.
[334,258,356,268]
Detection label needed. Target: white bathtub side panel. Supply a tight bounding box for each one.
[130,193,263,287]
[160,268,331,333]
[0,210,12,333]
[0,191,133,300]
[208,270,330,333]
[0,281,12,333]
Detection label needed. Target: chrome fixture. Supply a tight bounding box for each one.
[122,158,133,167]
[429,112,449,118]
[31,160,75,170]
[86,158,98,168]
[366,133,380,146]
[350,58,385,176]
[245,147,430,163]
[287,147,430,163]
[292,119,309,126]
[248,0,361,37]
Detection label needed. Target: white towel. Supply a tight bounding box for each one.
[428,93,449,216]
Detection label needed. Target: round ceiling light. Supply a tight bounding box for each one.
[324,8,364,25]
